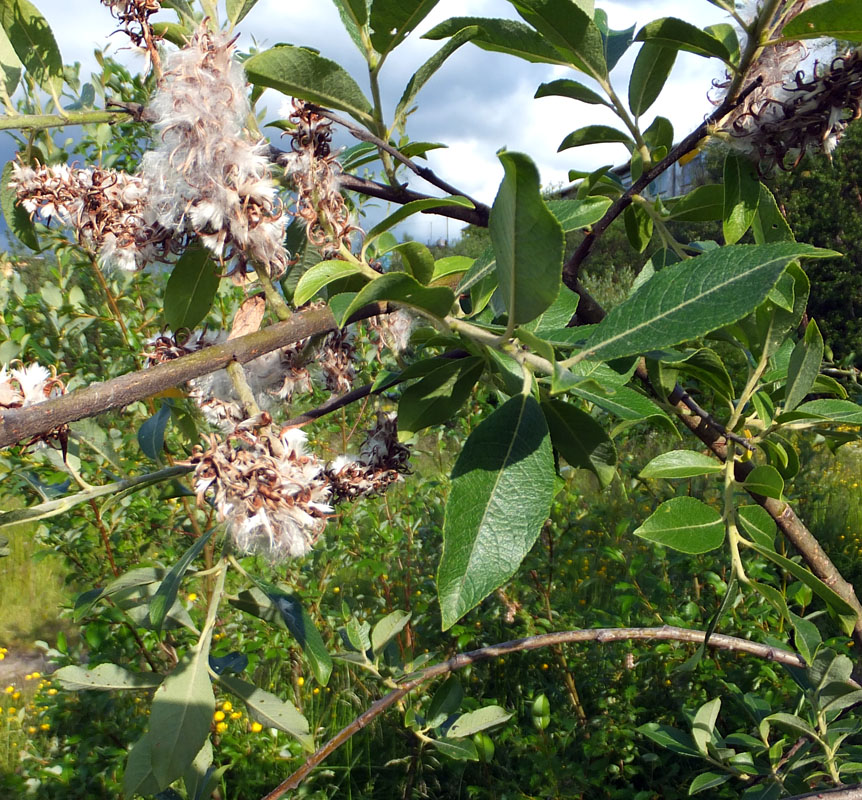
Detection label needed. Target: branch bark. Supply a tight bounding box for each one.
[260,625,809,800]
[0,303,385,449]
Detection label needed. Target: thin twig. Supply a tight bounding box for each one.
[562,76,764,286]
[281,349,469,428]
[669,384,755,451]
[260,625,808,800]
[305,104,484,207]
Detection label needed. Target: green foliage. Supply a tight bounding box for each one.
[4,2,862,799]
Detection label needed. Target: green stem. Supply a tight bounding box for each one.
[0,110,126,131]
[252,262,292,321]
[225,361,261,418]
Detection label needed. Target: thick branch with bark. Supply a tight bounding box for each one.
[0,303,384,449]
[261,625,809,799]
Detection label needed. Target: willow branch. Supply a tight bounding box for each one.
[281,349,469,428]
[305,104,484,207]
[664,365,862,649]
[0,303,388,450]
[261,625,808,800]
[562,76,764,286]
[0,109,130,131]
[334,173,490,227]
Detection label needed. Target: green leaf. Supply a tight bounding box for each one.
[753,184,794,244]
[0,25,22,98]
[149,530,213,633]
[783,0,862,42]
[528,286,580,333]
[705,22,739,63]
[431,255,473,283]
[232,585,332,684]
[535,78,606,105]
[784,399,862,425]
[164,245,220,331]
[218,674,312,749]
[784,320,823,412]
[54,663,163,691]
[331,0,369,52]
[691,697,721,755]
[736,505,776,549]
[423,17,571,65]
[123,733,162,798]
[579,243,834,362]
[689,771,732,794]
[723,153,760,244]
[371,610,411,655]
[633,497,725,554]
[392,241,435,284]
[427,675,463,728]
[226,0,259,23]
[566,383,676,433]
[490,151,564,325]
[438,395,555,629]
[364,196,474,253]
[634,17,731,62]
[447,706,512,738]
[294,260,362,306]
[183,739,224,800]
[398,357,484,440]
[639,450,723,479]
[558,124,634,152]
[509,0,607,77]
[1,162,39,250]
[746,540,859,636]
[339,272,455,325]
[0,0,63,93]
[546,196,612,231]
[431,737,479,760]
[743,465,784,500]
[628,43,676,116]
[395,26,477,121]
[148,644,215,789]
[138,402,171,462]
[542,400,616,487]
[244,45,374,127]
[370,0,440,57]
[789,611,820,666]
[623,204,653,253]
[595,11,635,72]
[668,184,724,222]
[638,722,700,757]
[763,712,817,740]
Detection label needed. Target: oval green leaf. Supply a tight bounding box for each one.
[447,706,512,739]
[634,17,731,62]
[490,151,564,325]
[558,125,634,152]
[164,245,220,331]
[633,496,725,554]
[0,0,63,93]
[743,465,784,500]
[244,45,374,127]
[438,394,555,629]
[218,674,312,749]
[628,42,676,116]
[339,272,455,325]
[639,450,723,479]
[294,260,363,306]
[580,243,835,362]
[397,357,484,441]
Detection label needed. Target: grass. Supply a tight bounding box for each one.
[0,520,70,648]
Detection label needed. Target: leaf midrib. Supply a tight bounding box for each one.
[586,254,789,358]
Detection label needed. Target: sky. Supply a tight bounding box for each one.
[15,0,734,242]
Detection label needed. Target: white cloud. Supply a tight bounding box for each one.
[26,0,738,242]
